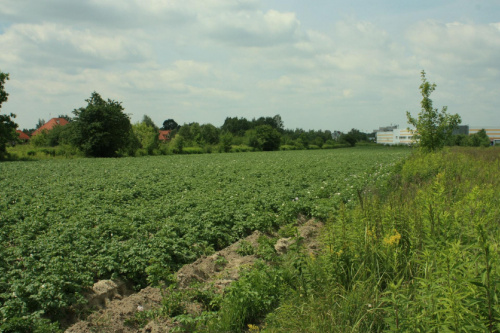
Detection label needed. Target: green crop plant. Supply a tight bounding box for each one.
[0,147,408,329]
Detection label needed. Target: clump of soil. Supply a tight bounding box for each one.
[176,230,263,289]
[65,218,323,333]
[65,287,162,333]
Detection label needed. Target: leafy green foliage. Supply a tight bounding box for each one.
[261,148,500,332]
[219,132,233,152]
[468,129,491,147]
[162,118,180,131]
[132,121,159,154]
[253,125,281,151]
[407,70,462,152]
[0,147,407,329]
[236,240,255,256]
[0,71,18,160]
[71,92,133,157]
[207,260,287,332]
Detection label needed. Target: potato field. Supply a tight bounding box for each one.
[0,147,408,330]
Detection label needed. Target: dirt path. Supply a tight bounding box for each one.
[65,218,323,333]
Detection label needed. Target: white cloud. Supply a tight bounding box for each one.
[202,9,301,47]
[0,23,151,71]
[1,1,499,132]
[407,21,500,74]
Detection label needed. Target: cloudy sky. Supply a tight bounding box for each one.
[1,0,499,132]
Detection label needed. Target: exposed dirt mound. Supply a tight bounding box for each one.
[176,230,263,289]
[66,287,162,333]
[65,219,323,333]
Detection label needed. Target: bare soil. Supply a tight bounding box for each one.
[65,218,323,333]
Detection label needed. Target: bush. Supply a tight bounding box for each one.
[280,145,299,151]
[182,147,204,154]
[230,145,254,153]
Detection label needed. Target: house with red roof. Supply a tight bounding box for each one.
[32,118,69,136]
[158,130,171,142]
[16,130,30,142]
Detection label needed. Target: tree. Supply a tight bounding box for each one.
[338,128,368,147]
[221,117,250,136]
[72,92,133,157]
[35,118,46,129]
[200,123,220,145]
[133,122,159,154]
[407,71,461,152]
[30,123,74,147]
[162,119,180,131]
[58,114,72,123]
[339,132,356,147]
[142,115,158,130]
[219,132,233,152]
[467,129,490,147]
[177,124,194,143]
[0,71,18,160]
[254,124,281,151]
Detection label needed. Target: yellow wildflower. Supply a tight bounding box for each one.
[248,324,260,332]
[383,229,401,246]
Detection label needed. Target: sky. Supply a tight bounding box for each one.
[1,0,499,133]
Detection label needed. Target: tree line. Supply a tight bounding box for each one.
[21,96,371,158]
[1,72,373,158]
[6,69,488,159]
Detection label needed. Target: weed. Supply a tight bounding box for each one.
[236,240,255,256]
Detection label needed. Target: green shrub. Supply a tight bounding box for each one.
[182,147,204,154]
[280,145,299,151]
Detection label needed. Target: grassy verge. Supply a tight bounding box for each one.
[166,147,500,332]
[263,147,500,332]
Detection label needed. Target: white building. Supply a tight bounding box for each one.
[376,125,500,145]
[375,126,415,145]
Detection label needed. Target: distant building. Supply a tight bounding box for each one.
[331,131,342,140]
[376,126,415,145]
[158,130,171,142]
[16,130,30,142]
[32,118,69,136]
[373,125,399,133]
[376,124,500,145]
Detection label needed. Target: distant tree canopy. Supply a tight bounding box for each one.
[221,117,251,136]
[0,71,18,160]
[35,118,46,129]
[133,121,159,154]
[30,123,74,147]
[339,128,369,147]
[200,123,220,145]
[254,124,281,151]
[72,92,133,157]
[221,114,284,136]
[447,129,491,148]
[58,114,72,123]
[468,129,491,147]
[142,115,158,130]
[162,119,180,131]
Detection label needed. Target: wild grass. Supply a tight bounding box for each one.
[188,147,500,332]
[258,147,500,332]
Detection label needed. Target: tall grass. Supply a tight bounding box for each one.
[155,147,499,332]
[260,147,500,332]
